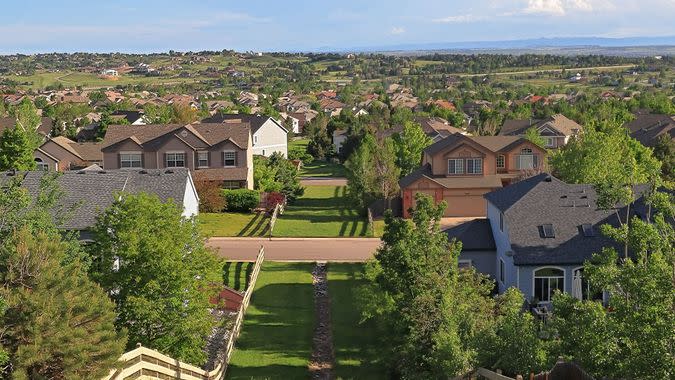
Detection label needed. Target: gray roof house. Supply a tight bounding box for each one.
[0,168,199,240]
[446,173,658,305]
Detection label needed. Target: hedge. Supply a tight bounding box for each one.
[222,189,260,212]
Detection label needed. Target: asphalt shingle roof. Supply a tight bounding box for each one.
[483,173,656,265]
[201,113,287,134]
[102,123,250,150]
[0,169,191,231]
[444,218,496,251]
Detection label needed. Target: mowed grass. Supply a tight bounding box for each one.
[226,262,315,379]
[299,160,347,177]
[328,263,387,379]
[198,212,269,237]
[222,262,254,292]
[273,186,368,237]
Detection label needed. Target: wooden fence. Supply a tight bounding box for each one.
[103,247,266,380]
[267,202,285,238]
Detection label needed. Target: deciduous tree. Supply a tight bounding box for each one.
[392,121,432,178]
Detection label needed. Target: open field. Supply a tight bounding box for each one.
[226,262,315,379]
[199,212,269,237]
[273,186,369,238]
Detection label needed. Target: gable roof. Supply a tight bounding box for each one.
[0,169,192,231]
[444,218,496,251]
[424,133,532,156]
[102,123,250,150]
[483,173,655,265]
[500,114,582,137]
[623,114,675,147]
[201,113,287,134]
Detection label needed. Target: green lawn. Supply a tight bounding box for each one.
[328,263,387,379]
[273,186,369,237]
[299,160,347,178]
[372,220,386,238]
[226,262,315,379]
[198,212,269,237]
[222,262,254,292]
[288,138,309,154]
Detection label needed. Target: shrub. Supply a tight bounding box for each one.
[194,180,225,212]
[288,149,314,165]
[222,189,260,212]
[264,191,286,211]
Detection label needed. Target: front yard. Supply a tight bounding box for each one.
[273,186,370,237]
[198,212,269,237]
[226,262,315,379]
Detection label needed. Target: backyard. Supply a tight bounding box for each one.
[226,262,315,379]
[273,186,370,237]
[289,138,347,178]
[225,262,384,379]
[198,212,269,237]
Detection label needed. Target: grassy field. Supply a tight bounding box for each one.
[198,212,269,237]
[226,262,315,380]
[273,186,369,237]
[328,263,387,379]
[288,138,309,154]
[300,161,347,177]
[222,262,254,292]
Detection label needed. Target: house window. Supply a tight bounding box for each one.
[35,158,49,171]
[516,148,538,170]
[499,212,504,232]
[223,151,236,167]
[448,158,464,174]
[197,151,209,168]
[545,137,555,148]
[458,259,472,270]
[499,258,505,284]
[254,135,258,144]
[166,152,185,168]
[534,267,565,303]
[120,153,142,168]
[572,268,602,301]
[221,180,241,189]
[496,154,505,169]
[466,158,483,174]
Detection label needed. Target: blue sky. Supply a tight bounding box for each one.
[1,0,674,53]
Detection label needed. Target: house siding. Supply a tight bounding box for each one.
[252,119,287,157]
[517,264,579,303]
[459,250,497,279]
[487,201,518,293]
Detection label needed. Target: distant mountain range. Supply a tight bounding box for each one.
[316,36,675,56]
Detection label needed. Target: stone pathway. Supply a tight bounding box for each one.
[308,262,335,379]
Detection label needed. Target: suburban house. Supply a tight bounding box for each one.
[0,116,54,138]
[101,123,253,189]
[623,113,674,147]
[399,133,547,217]
[201,113,288,157]
[34,136,103,171]
[110,110,147,125]
[499,114,582,148]
[0,168,198,240]
[377,116,467,142]
[483,173,652,303]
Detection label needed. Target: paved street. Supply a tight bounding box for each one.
[207,237,381,262]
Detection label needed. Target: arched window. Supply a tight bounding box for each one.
[533,267,564,302]
[35,158,49,171]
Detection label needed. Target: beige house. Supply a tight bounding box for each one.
[34,136,102,171]
[499,114,582,149]
[400,134,547,217]
[101,123,253,189]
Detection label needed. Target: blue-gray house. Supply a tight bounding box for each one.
[448,173,651,305]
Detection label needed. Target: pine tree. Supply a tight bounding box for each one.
[0,229,126,380]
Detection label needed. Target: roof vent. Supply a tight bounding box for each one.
[139,170,148,174]
[7,169,16,176]
[164,169,174,174]
[541,224,555,238]
[76,170,86,174]
[544,175,552,182]
[560,195,568,199]
[98,170,107,174]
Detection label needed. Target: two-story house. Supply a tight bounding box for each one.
[399,133,547,217]
[499,114,582,149]
[101,123,253,189]
[34,136,103,171]
[201,113,288,157]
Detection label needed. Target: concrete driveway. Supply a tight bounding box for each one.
[207,237,381,262]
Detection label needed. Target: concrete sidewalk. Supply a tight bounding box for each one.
[207,237,381,262]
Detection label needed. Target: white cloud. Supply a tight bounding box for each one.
[432,14,485,23]
[391,26,406,34]
[523,0,598,15]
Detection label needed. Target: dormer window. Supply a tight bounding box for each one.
[448,159,464,174]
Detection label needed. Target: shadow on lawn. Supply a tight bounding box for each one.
[237,212,269,237]
[327,264,388,379]
[222,262,254,291]
[227,278,314,380]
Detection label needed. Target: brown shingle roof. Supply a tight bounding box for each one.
[102,123,250,150]
[499,114,582,137]
[192,167,248,182]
